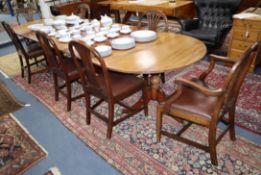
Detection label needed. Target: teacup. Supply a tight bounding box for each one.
[121,25,130,30]
[71,29,80,36]
[87,30,95,36]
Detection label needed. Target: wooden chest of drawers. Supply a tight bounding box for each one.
[228,8,261,71]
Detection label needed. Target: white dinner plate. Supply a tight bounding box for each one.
[130,30,157,42]
[94,36,107,42]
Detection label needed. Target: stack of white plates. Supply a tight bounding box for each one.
[130,30,157,42]
[95,45,112,57]
[111,37,135,50]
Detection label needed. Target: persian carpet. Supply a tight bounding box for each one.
[0,114,47,175]
[12,61,261,174]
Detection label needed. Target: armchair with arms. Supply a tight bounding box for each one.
[156,42,259,165]
[179,0,240,50]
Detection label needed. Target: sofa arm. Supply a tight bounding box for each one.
[179,19,199,31]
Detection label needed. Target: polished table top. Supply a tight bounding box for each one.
[98,0,193,16]
[13,19,207,75]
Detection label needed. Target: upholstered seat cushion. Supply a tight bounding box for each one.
[26,43,44,58]
[169,85,219,126]
[181,28,219,43]
[94,72,144,100]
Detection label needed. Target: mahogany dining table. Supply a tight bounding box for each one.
[13,19,207,102]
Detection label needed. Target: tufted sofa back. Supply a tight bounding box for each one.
[194,0,240,30]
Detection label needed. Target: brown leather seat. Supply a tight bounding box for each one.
[35,31,83,111]
[69,40,148,139]
[156,42,259,165]
[2,21,46,84]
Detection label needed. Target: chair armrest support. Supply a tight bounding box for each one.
[179,19,199,31]
[175,78,224,97]
[209,54,235,64]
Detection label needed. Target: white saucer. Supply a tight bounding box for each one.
[59,38,72,43]
[94,36,107,42]
[107,33,119,38]
[120,29,132,34]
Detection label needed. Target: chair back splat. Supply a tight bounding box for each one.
[36,31,83,111]
[138,10,168,32]
[69,41,148,138]
[156,42,259,165]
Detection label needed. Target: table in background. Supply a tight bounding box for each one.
[98,0,195,24]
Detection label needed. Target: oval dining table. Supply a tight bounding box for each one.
[95,32,207,102]
[14,20,207,102]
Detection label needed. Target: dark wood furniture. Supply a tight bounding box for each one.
[156,42,258,165]
[69,41,148,138]
[228,7,261,72]
[138,10,169,32]
[35,31,83,111]
[98,0,195,24]
[76,3,90,19]
[179,0,241,51]
[2,21,46,84]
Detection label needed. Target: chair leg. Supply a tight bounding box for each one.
[18,55,24,78]
[156,106,163,142]
[228,108,236,141]
[66,79,72,111]
[27,65,32,84]
[208,126,218,165]
[143,83,148,116]
[86,94,91,125]
[160,73,165,83]
[53,74,59,101]
[107,101,114,139]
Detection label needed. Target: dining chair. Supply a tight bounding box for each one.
[138,10,168,83]
[69,41,148,139]
[156,42,258,165]
[138,10,169,32]
[35,31,84,111]
[1,21,46,84]
[76,3,90,19]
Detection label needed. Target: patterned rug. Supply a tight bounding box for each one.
[0,114,47,175]
[12,61,261,174]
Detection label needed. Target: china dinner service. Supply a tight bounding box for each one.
[27,14,157,57]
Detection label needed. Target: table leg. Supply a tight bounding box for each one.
[149,74,166,102]
[122,11,134,24]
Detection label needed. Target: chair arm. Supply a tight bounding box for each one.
[179,19,199,31]
[209,54,235,64]
[175,78,224,97]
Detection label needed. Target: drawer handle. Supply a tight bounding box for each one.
[244,30,250,39]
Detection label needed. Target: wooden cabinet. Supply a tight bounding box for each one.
[228,8,261,71]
